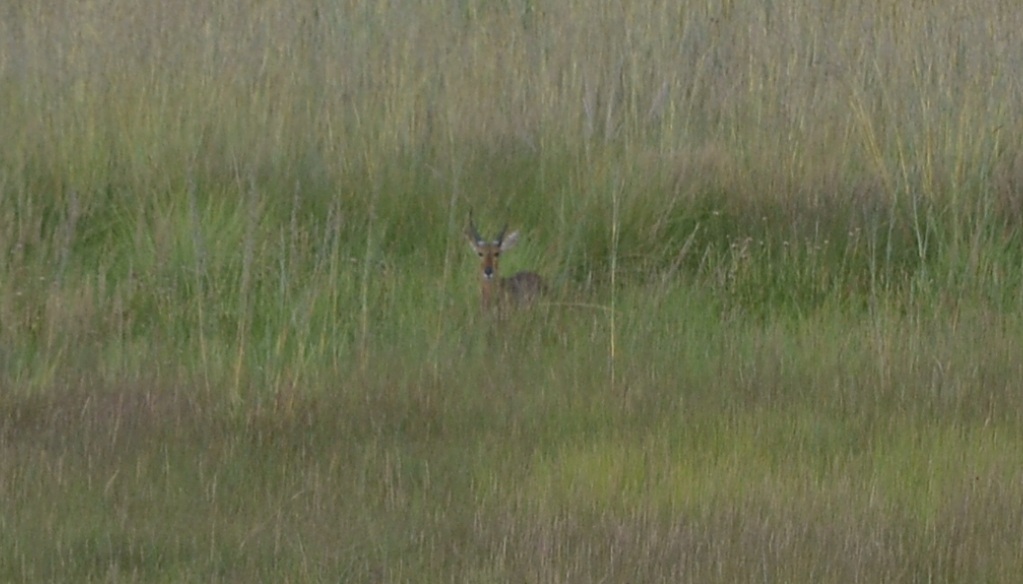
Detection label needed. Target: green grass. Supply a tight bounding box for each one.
[2,0,1023,581]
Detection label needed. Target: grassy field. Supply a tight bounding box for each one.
[2,0,1023,581]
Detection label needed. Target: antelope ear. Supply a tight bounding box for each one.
[500,231,520,251]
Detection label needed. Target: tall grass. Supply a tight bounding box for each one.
[2,0,1023,580]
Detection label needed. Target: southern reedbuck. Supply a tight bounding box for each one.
[466,214,545,311]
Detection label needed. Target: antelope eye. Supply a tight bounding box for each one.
[477,252,484,257]
[494,252,500,257]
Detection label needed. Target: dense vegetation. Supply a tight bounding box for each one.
[2,0,1022,581]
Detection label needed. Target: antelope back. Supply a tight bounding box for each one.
[499,271,545,303]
